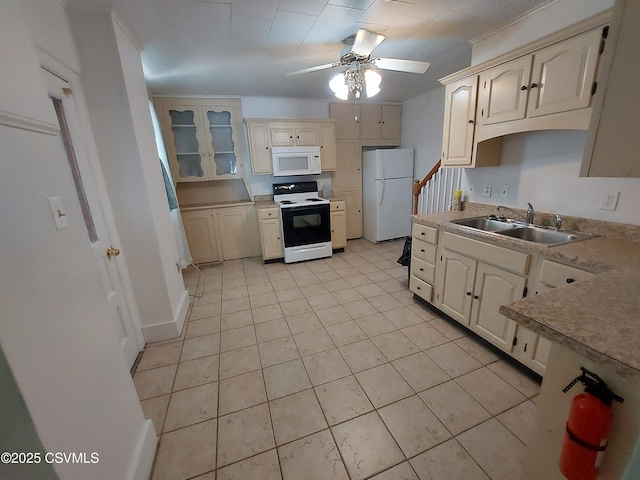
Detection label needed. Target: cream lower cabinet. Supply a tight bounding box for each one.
[217,206,259,260]
[432,232,530,356]
[510,259,597,375]
[330,201,347,250]
[258,207,283,261]
[182,205,258,263]
[182,209,220,264]
[469,263,525,352]
[409,223,438,302]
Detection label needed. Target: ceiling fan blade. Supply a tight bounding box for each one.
[284,62,341,77]
[373,58,430,74]
[351,29,385,57]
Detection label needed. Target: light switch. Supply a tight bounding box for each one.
[48,197,69,229]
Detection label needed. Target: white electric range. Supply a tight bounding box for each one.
[273,181,332,264]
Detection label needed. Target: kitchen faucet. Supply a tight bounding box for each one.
[496,203,535,225]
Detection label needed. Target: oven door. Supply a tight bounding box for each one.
[281,204,331,247]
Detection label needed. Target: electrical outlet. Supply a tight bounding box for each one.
[499,185,509,198]
[468,184,474,196]
[600,191,620,211]
[483,185,492,197]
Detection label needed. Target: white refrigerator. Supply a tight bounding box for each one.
[362,148,414,243]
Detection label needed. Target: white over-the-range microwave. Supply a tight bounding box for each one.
[271,146,322,176]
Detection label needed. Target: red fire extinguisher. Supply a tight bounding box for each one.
[559,367,624,480]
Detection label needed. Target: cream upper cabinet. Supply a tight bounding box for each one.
[479,56,533,125]
[269,122,318,146]
[441,21,608,168]
[329,103,361,140]
[245,119,337,175]
[478,28,603,126]
[246,122,272,175]
[582,0,640,178]
[319,122,337,171]
[360,103,401,146]
[441,76,479,167]
[332,140,362,192]
[156,98,245,183]
[526,28,603,118]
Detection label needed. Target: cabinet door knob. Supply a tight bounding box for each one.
[530,83,538,89]
[420,249,425,253]
[473,295,479,299]
[520,85,528,90]
[468,119,474,124]
[466,291,472,296]
[566,278,575,284]
[416,286,421,290]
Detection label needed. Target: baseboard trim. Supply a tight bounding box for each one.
[140,289,190,343]
[126,419,157,480]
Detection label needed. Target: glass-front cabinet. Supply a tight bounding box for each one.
[155,98,246,183]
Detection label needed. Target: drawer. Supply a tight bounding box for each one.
[413,240,436,263]
[411,257,435,284]
[410,275,433,302]
[441,231,530,276]
[330,201,346,212]
[538,259,595,288]
[259,208,280,220]
[413,223,438,244]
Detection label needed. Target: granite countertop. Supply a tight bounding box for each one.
[413,208,640,378]
[180,200,255,211]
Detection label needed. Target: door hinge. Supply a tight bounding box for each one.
[523,286,528,298]
[512,336,518,346]
[591,82,598,96]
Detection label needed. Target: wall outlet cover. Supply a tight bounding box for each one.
[483,185,492,197]
[600,191,620,211]
[468,184,474,195]
[499,185,509,198]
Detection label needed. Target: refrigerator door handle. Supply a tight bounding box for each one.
[378,179,384,206]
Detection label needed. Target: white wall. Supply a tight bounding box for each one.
[471,0,615,64]
[462,130,640,224]
[69,8,189,341]
[0,1,154,479]
[401,86,445,181]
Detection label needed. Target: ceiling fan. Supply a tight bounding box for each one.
[286,29,430,100]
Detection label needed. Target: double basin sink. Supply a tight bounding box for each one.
[449,215,594,247]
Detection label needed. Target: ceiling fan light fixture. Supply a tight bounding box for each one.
[329,72,349,100]
[365,69,382,98]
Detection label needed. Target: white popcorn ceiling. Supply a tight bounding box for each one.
[68,0,553,101]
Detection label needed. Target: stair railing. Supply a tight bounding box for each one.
[413,160,463,215]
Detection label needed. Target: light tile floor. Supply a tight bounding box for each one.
[134,238,541,480]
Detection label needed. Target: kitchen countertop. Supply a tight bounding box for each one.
[412,209,640,379]
[180,200,255,211]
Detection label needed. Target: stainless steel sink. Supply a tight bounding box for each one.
[448,216,595,246]
[497,225,592,245]
[450,216,518,232]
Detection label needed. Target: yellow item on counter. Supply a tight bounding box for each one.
[452,190,462,211]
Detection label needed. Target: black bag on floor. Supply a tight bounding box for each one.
[397,236,412,267]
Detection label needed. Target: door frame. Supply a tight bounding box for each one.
[40,53,144,362]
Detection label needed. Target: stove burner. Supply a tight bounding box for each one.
[279,200,295,204]
[305,198,323,202]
